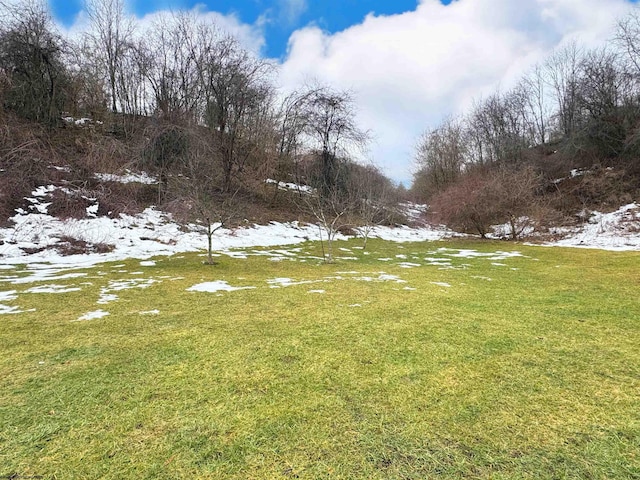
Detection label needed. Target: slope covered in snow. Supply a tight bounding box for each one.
[1,185,638,272]
[542,203,640,251]
[0,188,451,268]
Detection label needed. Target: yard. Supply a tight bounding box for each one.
[1,239,639,479]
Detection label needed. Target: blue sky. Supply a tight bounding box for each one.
[48,0,638,184]
[50,0,453,58]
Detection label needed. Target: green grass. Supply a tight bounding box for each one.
[1,239,639,479]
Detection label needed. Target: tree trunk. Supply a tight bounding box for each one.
[207,221,214,265]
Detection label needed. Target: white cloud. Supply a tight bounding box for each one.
[279,0,307,26]
[278,0,636,183]
[61,4,266,55]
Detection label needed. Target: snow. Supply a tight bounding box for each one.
[400,202,428,223]
[398,262,421,268]
[431,282,452,288]
[438,248,524,259]
[1,184,639,289]
[355,273,407,283]
[94,170,158,185]
[26,285,81,294]
[267,277,318,287]
[0,290,17,301]
[543,204,640,251]
[0,196,455,270]
[187,281,256,293]
[75,310,109,321]
[265,178,314,194]
[0,305,34,315]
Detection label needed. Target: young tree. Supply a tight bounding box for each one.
[169,133,242,265]
[298,182,352,263]
[349,163,397,249]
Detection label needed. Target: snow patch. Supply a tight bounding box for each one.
[94,170,158,185]
[0,290,17,301]
[543,204,640,251]
[265,178,314,194]
[26,284,81,294]
[75,310,109,321]
[187,281,256,293]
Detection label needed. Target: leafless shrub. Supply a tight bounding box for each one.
[429,173,496,238]
[430,165,548,239]
[47,189,92,219]
[83,134,131,174]
[95,182,156,217]
[0,116,52,222]
[54,235,114,255]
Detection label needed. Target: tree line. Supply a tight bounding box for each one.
[412,12,640,238]
[0,0,400,262]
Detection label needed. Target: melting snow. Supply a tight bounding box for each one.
[267,277,319,288]
[353,273,407,283]
[265,179,314,194]
[0,290,17,301]
[187,281,256,293]
[26,285,81,294]
[94,171,158,185]
[75,310,109,321]
[543,204,640,251]
[0,305,34,315]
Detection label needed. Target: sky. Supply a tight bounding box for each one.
[49,0,639,185]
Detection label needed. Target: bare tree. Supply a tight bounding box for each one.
[349,164,397,249]
[545,42,583,139]
[469,88,533,166]
[266,88,319,202]
[615,11,640,77]
[84,0,134,114]
[137,12,205,123]
[490,166,542,240]
[298,181,352,263]
[413,116,466,198]
[0,0,69,126]
[195,34,274,192]
[169,135,242,265]
[521,64,552,145]
[429,166,543,240]
[428,172,497,238]
[302,86,369,197]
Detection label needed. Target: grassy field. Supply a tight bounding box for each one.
[1,239,639,479]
